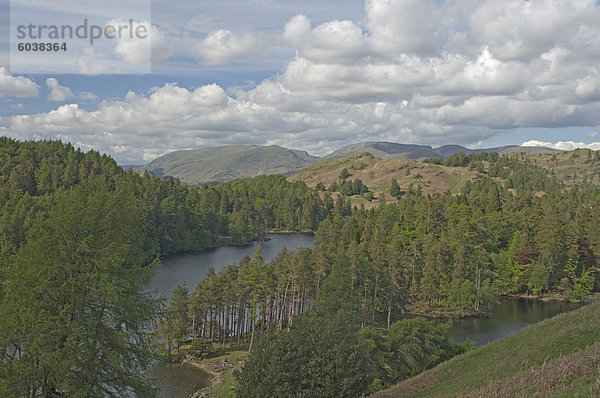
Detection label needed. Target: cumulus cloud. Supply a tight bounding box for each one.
[77,59,109,75]
[193,30,261,65]
[365,0,440,56]
[5,0,600,163]
[522,140,600,151]
[463,0,598,62]
[76,48,110,75]
[281,14,311,47]
[281,15,366,63]
[78,91,98,101]
[46,78,75,102]
[109,20,174,64]
[0,67,39,97]
[2,81,502,163]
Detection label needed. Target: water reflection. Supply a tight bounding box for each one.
[147,233,315,299]
[152,363,211,398]
[448,298,580,346]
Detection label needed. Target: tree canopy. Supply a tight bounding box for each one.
[235,313,373,398]
[0,179,161,397]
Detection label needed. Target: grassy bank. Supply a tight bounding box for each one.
[372,301,600,397]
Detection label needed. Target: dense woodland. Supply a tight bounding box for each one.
[2,138,600,396]
[164,150,600,342]
[0,138,327,397]
[162,149,600,394]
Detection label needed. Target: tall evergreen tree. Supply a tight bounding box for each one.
[0,179,161,397]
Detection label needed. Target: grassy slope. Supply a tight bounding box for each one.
[291,149,600,205]
[289,153,477,198]
[139,145,317,185]
[372,301,600,398]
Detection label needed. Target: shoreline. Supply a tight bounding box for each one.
[404,293,591,319]
[181,351,249,398]
[160,230,314,258]
[182,359,220,377]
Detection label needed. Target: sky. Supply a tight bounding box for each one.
[1,0,600,165]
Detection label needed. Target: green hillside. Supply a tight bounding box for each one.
[138,145,317,185]
[372,301,600,398]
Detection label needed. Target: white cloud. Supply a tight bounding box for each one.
[5,0,600,164]
[281,15,366,63]
[281,14,311,47]
[0,67,39,97]
[77,59,107,75]
[193,29,261,65]
[77,48,109,75]
[522,140,600,151]
[464,0,599,62]
[365,0,440,56]
[46,78,75,102]
[78,91,98,101]
[110,20,174,64]
[575,75,600,102]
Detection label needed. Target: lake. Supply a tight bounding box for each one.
[149,233,581,397]
[448,297,580,346]
[147,233,315,299]
[151,363,212,398]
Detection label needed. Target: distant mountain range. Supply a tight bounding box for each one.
[136,142,562,185]
[321,142,561,161]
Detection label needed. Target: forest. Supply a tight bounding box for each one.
[1,138,600,396]
[0,138,328,397]
[162,149,600,395]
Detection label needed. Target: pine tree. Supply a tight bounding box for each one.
[389,178,402,199]
[339,168,350,180]
[533,205,566,290]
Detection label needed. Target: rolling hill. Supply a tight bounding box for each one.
[320,142,440,161]
[135,142,562,185]
[137,145,318,185]
[289,148,600,209]
[289,152,476,197]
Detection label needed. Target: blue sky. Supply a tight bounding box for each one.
[1,0,600,164]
